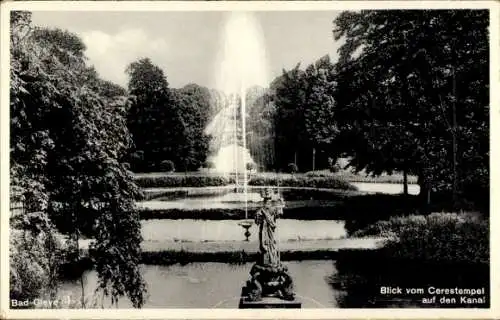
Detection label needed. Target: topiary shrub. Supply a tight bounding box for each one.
[287,163,298,174]
[160,160,175,173]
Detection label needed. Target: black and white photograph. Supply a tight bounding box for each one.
[1,1,497,317]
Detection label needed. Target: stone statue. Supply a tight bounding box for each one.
[255,189,282,266]
[241,188,295,302]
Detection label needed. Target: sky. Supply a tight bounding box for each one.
[31,11,343,90]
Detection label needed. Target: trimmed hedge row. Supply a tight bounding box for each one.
[305,170,419,184]
[248,176,358,191]
[134,173,357,190]
[135,175,235,188]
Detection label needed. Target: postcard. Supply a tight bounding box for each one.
[1,1,498,319]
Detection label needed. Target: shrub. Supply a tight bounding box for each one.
[160,160,175,173]
[354,212,489,264]
[287,163,298,174]
[305,170,334,177]
[10,211,65,303]
[246,162,255,171]
[332,213,489,308]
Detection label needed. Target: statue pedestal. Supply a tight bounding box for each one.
[239,295,302,309]
[239,263,301,309]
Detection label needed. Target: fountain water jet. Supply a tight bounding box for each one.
[206,11,270,229]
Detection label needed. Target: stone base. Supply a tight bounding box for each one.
[239,296,302,309]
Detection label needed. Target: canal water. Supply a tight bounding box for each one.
[57,260,342,308]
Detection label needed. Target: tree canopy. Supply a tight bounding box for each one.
[10,11,146,307]
[126,59,212,172]
[333,9,489,208]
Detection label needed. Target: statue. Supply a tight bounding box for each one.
[241,188,296,302]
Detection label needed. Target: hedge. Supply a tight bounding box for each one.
[134,173,357,190]
[248,176,357,191]
[134,175,235,188]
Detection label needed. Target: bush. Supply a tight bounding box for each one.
[331,247,489,308]
[332,213,489,307]
[160,160,175,173]
[10,212,66,304]
[287,163,298,173]
[355,212,488,264]
[134,174,235,188]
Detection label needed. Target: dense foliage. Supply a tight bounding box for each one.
[333,10,489,209]
[134,174,235,188]
[247,57,339,172]
[10,11,146,307]
[126,60,211,172]
[354,212,489,264]
[244,10,488,212]
[331,212,489,307]
[10,212,64,304]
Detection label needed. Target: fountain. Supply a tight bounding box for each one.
[239,188,301,308]
[205,12,270,240]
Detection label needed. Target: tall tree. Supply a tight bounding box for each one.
[247,86,276,171]
[333,10,489,208]
[126,58,183,172]
[171,83,212,171]
[303,55,339,170]
[271,65,309,171]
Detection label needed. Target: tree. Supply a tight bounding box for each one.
[333,10,489,208]
[10,12,146,307]
[126,58,184,172]
[246,86,276,170]
[171,84,212,171]
[303,55,339,170]
[270,65,309,171]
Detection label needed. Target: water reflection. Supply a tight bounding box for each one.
[329,250,490,308]
[56,252,489,308]
[58,261,339,308]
